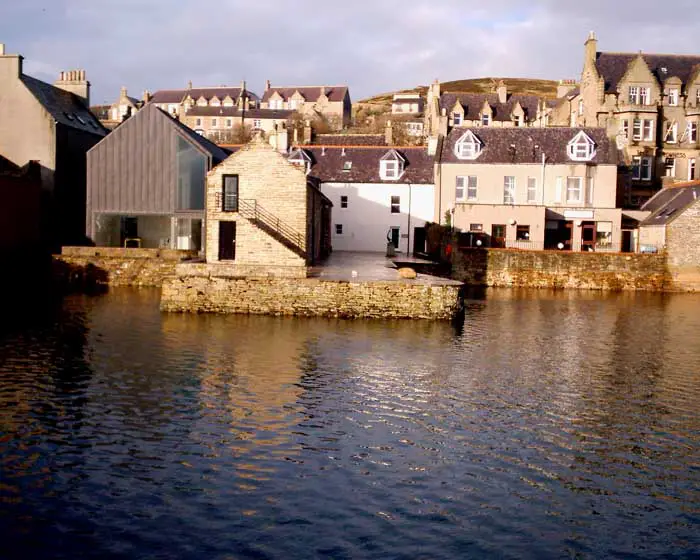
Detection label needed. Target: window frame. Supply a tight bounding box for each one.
[668,88,679,106]
[390,195,401,214]
[453,112,463,125]
[222,174,239,212]
[335,224,343,235]
[516,225,530,241]
[456,176,477,201]
[340,195,348,209]
[527,177,537,203]
[454,131,482,160]
[566,176,583,203]
[641,157,652,181]
[503,176,516,205]
[628,86,639,105]
[640,87,651,105]
[481,113,491,126]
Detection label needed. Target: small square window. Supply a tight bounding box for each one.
[212,118,217,127]
[391,195,400,213]
[343,161,352,171]
[516,225,530,241]
[335,224,343,235]
[453,112,462,125]
[469,223,483,232]
[340,195,348,208]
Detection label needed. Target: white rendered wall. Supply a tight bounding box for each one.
[321,182,435,253]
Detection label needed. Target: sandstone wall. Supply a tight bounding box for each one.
[666,199,700,291]
[161,274,463,320]
[453,248,670,291]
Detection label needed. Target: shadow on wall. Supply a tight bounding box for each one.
[51,259,109,294]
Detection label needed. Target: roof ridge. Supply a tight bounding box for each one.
[600,50,700,59]
[299,144,422,149]
[268,85,346,89]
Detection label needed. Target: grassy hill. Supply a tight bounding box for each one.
[358,77,561,105]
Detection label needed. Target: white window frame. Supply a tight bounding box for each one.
[481,113,491,126]
[640,87,651,105]
[456,176,477,201]
[628,86,639,105]
[503,176,516,205]
[527,177,537,203]
[633,118,642,141]
[666,157,676,178]
[632,156,641,180]
[566,177,583,203]
[567,131,597,162]
[453,112,463,125]
[665,121,678,144]
[621,120,629,139]
[454,131,482,160]
[380,159,403,180]
[226,118,233,128]
[643,119,654,141]
[687,121,698,143]
[390,195,401,213]
[253,119,262,129]
[635,156,652,181]
[668,88,679,106]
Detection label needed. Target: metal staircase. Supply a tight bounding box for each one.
[237,198,307,258]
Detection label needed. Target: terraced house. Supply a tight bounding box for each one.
[436,127,628,252]
[149,82,259,119]
[566,32,700,207]
[260,82,351,130]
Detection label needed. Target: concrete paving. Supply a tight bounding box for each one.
[308,251,462,285]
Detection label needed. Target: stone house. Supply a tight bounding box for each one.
[392,93,424,115]
[437,127,628,252]
[102,87,145,127]
[182,106,293,143]
[149,82,259,119]
[0,43,107,249]
[289,143,436,254]
[260,82,351,130]
[205,136,332,276]
[86,103,229,251]
[424,80,551,137]
[638,181,700,289]
[564,32,700,207]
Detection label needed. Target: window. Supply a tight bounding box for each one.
[456,176,477,201]
[628,86,639,104]
[665,157,676,178]
[665,121,678,143]
[596,222,613,248]
[516,225,530,241]
[212,118,217,128]
[195,118,202,127]
[643,120,654,141]
[222,175,239,212]
[687,122,698,143]
[381,161,400,179]
[640,87,651,105]
[527,177,537,203]
[453,112,463,125]
[566,177,583,203]
[343,161,352,171]
[481,113,491,126]
[668,88,679,106]
[503,176,515,204]
[567,131,596,161]
[390,195,401,213]
[340,195,348,208]
[454,130,482,160]
[578,99,584,115]
[641,157,652,180]
[289,99,298,110]
[633,119,642,141]
[335,224,343,235]
[253,119,261,129]
[690,159,696,181]
[621,120,629,138]
[226,118,233,128]
[469,223,483,232]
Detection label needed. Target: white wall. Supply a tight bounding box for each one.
[321,182,434,253]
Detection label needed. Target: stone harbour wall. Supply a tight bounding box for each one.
[453,248,671,291]
[161,274,464,320]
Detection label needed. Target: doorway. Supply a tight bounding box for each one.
[218,221,236,261]
[491,224,506,248]
[581,221,596,251]
[390,227,400,249]
[413,226,426,255]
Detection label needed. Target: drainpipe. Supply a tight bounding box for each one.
[407,183,412,256]
[540,152,546,206]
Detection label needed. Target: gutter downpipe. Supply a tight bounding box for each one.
[407,183,412,256]
[540,152,546,207]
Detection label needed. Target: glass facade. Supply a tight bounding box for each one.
[177,136,206,210]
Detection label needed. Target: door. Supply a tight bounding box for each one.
[120,217,138,247]
[491,224,506,248]
[412,227,426,255]
[581,221,596,251]
[218,221,236,261]
[622,230,633,253]
[390,227,400,249]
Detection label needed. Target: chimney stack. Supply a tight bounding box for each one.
[584,31,598,69]
[120,86,128,99]
[496,80,507,104]
[385,120,393,145]
[0,43,23,79]
[54,68,90,107]
[303,120,312,144]
[265,79,271,91]
[143,90,152,103]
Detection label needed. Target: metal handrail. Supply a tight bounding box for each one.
[238,198,306,253]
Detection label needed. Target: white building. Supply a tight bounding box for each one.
[290,143,436,254]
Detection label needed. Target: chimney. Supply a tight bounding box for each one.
[557,79,578,98]
[276,123,288,153]
[241,80,246,93]
[120,86,128,99]
[187,80,192,89]
[237,95,243,110]
[293,127,299,145]
[0,43,23,80]
[496,80,507,104]
[385,120,393,145]
[54,69,90,107]
[265,79,271,91]
[320,86,326,98]
[584,31,597,69]
[303,119,312,144]
[244,96,250,111]
[143,90,152,103]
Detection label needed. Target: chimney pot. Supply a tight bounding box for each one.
[0,43,5,56]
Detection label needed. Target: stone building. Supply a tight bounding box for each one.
[424,80,552,137]
[86,103,229,251]
[563,32,700,207]
[638,181,700,289]
[101,87,146,128]
[437,127,628,252]
[289,143,436,254]
[149,82,259,119]
[182,106,292,143]
[0,43,107,249]
[260,82,351,130]
[392,93,424,115]
[205,136,332,276]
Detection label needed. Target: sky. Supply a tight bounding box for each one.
[3,0,700,106]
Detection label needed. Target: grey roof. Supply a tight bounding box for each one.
[640,182,700,226]
[440,127,619,165]
[596,52,700,93]
[185,106,292,119]
[150,87,260,105]
[21,75,106,135]
[262,86,349,103]
[439,92,540,122]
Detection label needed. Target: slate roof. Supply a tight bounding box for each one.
[440,127,619,165]
[295,146,435,184]
[640,181,700,225]
[313,134,386,146]
[439,92,540,122]
[150,87,260,105]
[262,86,349,103]
[596,52,700,92]
[185,106,292,119]
[21,75,106,135]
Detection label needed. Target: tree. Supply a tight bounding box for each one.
[214,124,253,144]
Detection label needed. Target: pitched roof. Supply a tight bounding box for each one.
[262,86,348,103]
[313,134,387,146]
[439,92,540,122]
[150,87,260,105]
[441,127,619,165]
[595,52,700,92]
[640,181,700,226]
[296,146,434,184]
[185,106,292,119]
[21,75,106,135]
[0,154,20,174]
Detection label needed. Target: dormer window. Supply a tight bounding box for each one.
[481,113,491,126]
[454,130,483,160]
[379,149,405,180]
[288,148,312,174]
[668,88,679,106]
[453,112,462,125]
[567,131,596,162]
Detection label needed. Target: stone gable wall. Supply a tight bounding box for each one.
[666,199,700,290]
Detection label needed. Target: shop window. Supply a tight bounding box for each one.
[516,225,530,241]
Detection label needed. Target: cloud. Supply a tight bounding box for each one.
[4,0,700,105]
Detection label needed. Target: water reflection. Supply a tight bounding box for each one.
[0,288,698,559]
